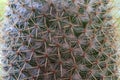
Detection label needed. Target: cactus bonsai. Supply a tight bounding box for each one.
[0,0,119,80]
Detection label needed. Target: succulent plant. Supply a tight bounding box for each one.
[0,0,119,80]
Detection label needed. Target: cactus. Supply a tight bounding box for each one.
[1,0,119,80]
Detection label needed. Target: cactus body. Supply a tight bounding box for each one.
[1,0,119,80]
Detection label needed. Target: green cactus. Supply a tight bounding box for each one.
[1,0,119,80]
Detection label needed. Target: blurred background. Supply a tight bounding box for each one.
[0,0,7,21]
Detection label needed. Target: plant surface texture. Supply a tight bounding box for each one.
[1,0,119,80]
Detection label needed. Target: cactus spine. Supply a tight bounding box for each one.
[1,0,119,80]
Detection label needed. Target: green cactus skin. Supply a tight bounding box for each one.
[1,0,119,80]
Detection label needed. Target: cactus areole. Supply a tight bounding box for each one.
[1,0,118,80]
